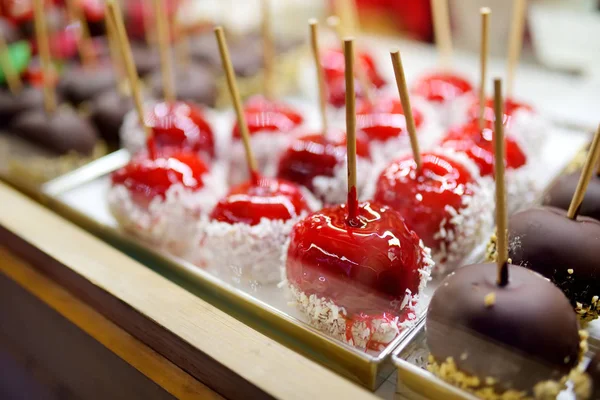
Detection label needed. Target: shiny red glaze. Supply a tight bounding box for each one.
[145,101,215,160]
[441,120,527,176]
[321,47,386,88]
[31,29,78,60]
[232,96,304,139]
[322,48,386,108]
[276,130,370,191]
[111,150,208,203]
[374,153,474,252]
[286,201,425,315]
[210,176,312,226]
[79,0,104,22]
[412,72,473,103]
[466,96,534,124]
[357,97,424,142]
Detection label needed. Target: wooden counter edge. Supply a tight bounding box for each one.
[0,182,376,400]
[0,246,223,400]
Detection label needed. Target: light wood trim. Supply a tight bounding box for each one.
[0,182,375,400]
[0,246,222,400]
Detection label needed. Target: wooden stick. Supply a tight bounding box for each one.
[215,26,258,179]
[153,0,176,104]
[104,7,127,95]
[391,50,422,171]
[430,0,453,68]
[344,38,359,225]
[65,0,96,67]
[260,0,275,100]
[335,0,360,36]
[478,8,491,129]
[33,0,57,113]
[567,125,600,219]
[143,2,155,46]
[506,0,527,98]
[0,31,22,95]
[327,16,373,105]
[309,19,328,136]
[174,5,191,70]
[105,0,152,142]
[493,78,508,286]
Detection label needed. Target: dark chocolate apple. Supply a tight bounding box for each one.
[89,89,133,145]
[508,207,600,320]
[427,262,580,394]
[543,171,600,221]
[10,107,99,155]
[148,63,217,107]
[58,65,116,105]
[0,86,44,126]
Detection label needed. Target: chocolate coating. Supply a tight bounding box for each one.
[58,65,116,105]
[544,171,600,221]
[149,64,217,107]
[89,89,133,145]
[508,207,600,308]
[131,42,160,76]
[427,263,580,393]
[10,107,99,155]
[0,87,44,126]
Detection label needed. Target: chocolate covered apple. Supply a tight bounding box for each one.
[427,78,583,399]
[543,171,600,221]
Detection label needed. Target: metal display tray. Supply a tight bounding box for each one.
[39,150,404,390]
[38,119,589,392]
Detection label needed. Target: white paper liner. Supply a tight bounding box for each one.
[282,240,434,351]
[228,129,302,185]
[107,164,227,259]
[311,156,373,205]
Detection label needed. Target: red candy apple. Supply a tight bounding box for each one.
[231,96,304,139]
[356,96,424,142]
[321,48,386,108]
[210,175,312,226]
[412,72,473,103]
[441,120,527,176]
[466,96,534,125]
[276,130,370,191]
[286,201,427,316]
[373,152,475,252]
[144,101,215,161]
[111,149,209,205]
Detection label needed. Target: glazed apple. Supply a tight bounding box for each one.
[412,72,473,104]
[441,120,526,176]
[210,175,312,226]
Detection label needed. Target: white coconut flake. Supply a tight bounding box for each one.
[200,187,320,287]
[108,165,227,260]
